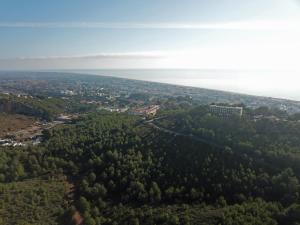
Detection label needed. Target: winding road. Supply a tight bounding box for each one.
[144,117,225,149]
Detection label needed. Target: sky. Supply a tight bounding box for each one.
[0,0,300,70]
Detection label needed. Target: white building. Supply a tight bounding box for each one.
[209,105,243,117]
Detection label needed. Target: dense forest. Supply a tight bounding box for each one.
[1,107,300,224]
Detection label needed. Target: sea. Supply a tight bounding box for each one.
[58,69,300,101]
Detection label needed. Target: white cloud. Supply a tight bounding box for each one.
[1,43,299,71]
[0,20,299,30]
[0,51,167,70]
[1,51,165,60]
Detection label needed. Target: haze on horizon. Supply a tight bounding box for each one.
[0,0,300,100]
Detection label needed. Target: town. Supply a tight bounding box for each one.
[1,72,300,149]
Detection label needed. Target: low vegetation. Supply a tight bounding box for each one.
[0,177,68,225]
[0,113,36,137]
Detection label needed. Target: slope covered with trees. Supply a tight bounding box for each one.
[0,93,94,121]
[1,109,300,224]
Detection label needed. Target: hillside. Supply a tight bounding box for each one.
[1,109,300,224]
[0,113,36,137]
[0,94,65,120]
[0,93,94,121]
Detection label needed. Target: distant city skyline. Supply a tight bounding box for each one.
[0,0,300,70]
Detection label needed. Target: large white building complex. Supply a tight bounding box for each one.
[209,105,243,117]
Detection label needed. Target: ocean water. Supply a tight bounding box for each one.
[63,69,300,101]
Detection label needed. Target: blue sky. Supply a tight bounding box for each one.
[0,0,299,69]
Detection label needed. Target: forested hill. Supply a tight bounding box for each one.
[0,93,94,120]
[1,109,300,224]
[156,106,300,171]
